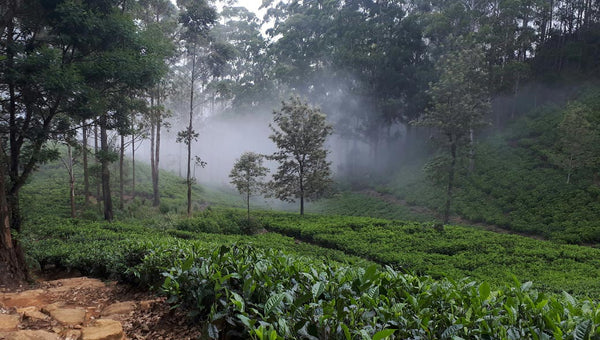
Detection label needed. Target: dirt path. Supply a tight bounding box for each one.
[0,276,201,340]
[361,189,547,241]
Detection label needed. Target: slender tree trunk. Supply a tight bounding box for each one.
[247,190,250,222]
[468,127,475,173]
[299,167,304,215]
[187,50,196,218]
[119,134,124,209]
[567,154,573,184]
[95,123,101,213]
[100,115,113,221]
[0,137,28,286]
[150,95,156,205]
[67,144,75,218]
[82,124,90,206]
[154,109,161,207]
[131,134,136,199]
[443,140,457,227]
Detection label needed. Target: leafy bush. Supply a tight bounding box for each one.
[259,212,600,296]
[157,244,600,340]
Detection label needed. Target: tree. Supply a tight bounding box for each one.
[229,152,269,221]
[177,0,218,217]
[268,97,333,215]
[415,45,490,227]
[137,0,177,208]
[553,102,598,184]
[0,0,168,282]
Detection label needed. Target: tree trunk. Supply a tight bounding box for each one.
[6,0,20,234]
[131,134,136,199]
[0,138,28,287]
[95,123,101,214]
[100,115,113,221]
[152,88,162,207]
[187,49,196,218]
[442,140,457,227]
[247,190,250,222]
[299,167,304,216]
[67,144,75,218]
[153,110,161,207]
[468,127,475,173]
[82,124,90,206]
[119,134,124,209]
[150,95,157,206]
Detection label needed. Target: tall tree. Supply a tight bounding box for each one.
[177,0,219,217]
[415,44,490,227]
[137,0,177,207]
[268,97,333,215]
[0,0,168,281]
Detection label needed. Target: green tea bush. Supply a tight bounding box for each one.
[156,243,600,340]
[259,212,600,296]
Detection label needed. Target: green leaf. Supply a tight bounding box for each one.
[562,291,577,307]
[478,282,490,301]
[207,323,219,339]
[441,324,463,339]
[363,265,378,283]
[521,281,533,291]
[573,320,591,340]
[372,328,396,340]
[312,281,325,300]
[264,293,285,316]
[181,255,194,271]
[341,324,351,340]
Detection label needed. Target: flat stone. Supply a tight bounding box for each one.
[46,278,106,293]
[81,319,124,340]
[1,290,46,308]
[3,330,60,340]
[41,302,64,314]
[0,314,20,332]
[65,329,82,340]
[17,306,50,321]
[49,308,86,326]
[101,301,136,317]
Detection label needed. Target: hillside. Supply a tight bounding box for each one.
[370,86,600,245]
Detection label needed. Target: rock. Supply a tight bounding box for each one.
[3,330,60,340]
[0,314,20,332]
[1,290,47,308]
[49,308,86,326]
[65,329,82,340]
[101,301,135,316]
[17,306,50,321]
[41,302,63,314]
[81,319,124,340]
[46,278,106,293]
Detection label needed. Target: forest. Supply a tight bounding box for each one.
[2,0,600,338]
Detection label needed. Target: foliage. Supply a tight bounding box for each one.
[158,244,600,340]
[415,43,490,224]
[20,214,600,340]
[268,97,334,215]
[551,102,599,183]
[230,152,269,221]
[390,87,600,244]
[259,213,600,297]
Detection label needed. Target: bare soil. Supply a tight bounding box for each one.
[0,272,203,340]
